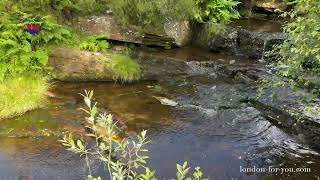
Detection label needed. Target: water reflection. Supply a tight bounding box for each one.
[0,79,319,179]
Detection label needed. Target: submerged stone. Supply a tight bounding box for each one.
[153,96,178,107]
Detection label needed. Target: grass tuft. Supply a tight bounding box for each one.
[0,75,49,120]
[108,54,142,82]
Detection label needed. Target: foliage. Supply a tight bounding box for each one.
[2,0,240,33]
[108,54,142,82]
[268,0,320,96]
[80,35,110,52]
[194,0,240,24]
[61,90,208,180]
[0,74,49,120]
[107,0,240,32]
[0,11,71,80]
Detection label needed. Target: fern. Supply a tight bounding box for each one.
[0,11,71,81]
[194,0,240,24]
[80,35,110,52]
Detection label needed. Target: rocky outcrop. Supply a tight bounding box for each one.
[254,0,289,13]
[193,24,288,59]
[78,15,192,47]
[49,48,191,81]
[239,0,290,15]
[134,51,191,80]
[164,18,192,47]
[49,48,113,81]
[238,29,288,59]
[245,98,320,151]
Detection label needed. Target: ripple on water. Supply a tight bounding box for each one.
[0,78,319,179]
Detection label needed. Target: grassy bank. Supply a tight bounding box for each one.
[0,75,49,120]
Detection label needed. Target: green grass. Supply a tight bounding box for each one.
[108,54,142,82]
[0,75,49,120]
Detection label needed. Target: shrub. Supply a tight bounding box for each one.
[108,54,142,82]
[269,0,320,96]
[194,0,240,24]
[0,11,71,81]
[61,90,207,180]
[0,74,49,120]
[80,35,110,52]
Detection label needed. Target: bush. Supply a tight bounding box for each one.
[0,74,49,120]
[0,11,71,81]
[108,54,142,82]
[269,0,320,96]
[61,90,207,180]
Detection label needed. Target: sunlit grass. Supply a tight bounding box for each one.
[0,75,49,120]
[108,54,142,82]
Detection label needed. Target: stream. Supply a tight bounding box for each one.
[0,18,320,180]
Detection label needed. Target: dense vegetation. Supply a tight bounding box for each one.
[61,91,207,180]
[268,0,320,103]
[0,11,70,81]
[0,5,71,119]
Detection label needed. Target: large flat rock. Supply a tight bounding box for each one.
[78,15,192,47]
[49,48,191,82]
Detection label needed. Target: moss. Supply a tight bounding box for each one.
[108,54,142,82]
[0,74,49,120]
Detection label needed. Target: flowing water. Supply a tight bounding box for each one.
[0,19,320,180]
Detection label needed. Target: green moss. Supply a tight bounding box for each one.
[108,54,142,82]
[0,75,49,120]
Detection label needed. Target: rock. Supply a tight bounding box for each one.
[209,27,239,54]
[78,15,142,44]
[238,29,288,59]
[49,48,191,81]
[49,48,113,81]
[234,72,256,84]
[153,96,178,107]
[246,99,320,151]
[164,18,192,47]
[131,49,192,80]
[254,0,289,13]
[193,25,239,55]
[192,18,288,59]
[187,60,267,79]
[78,15,176,47]
[239,0,254,17]
[238,0,289,14]
[229,60,236,64]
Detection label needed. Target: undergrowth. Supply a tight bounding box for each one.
[0,11,71,81]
